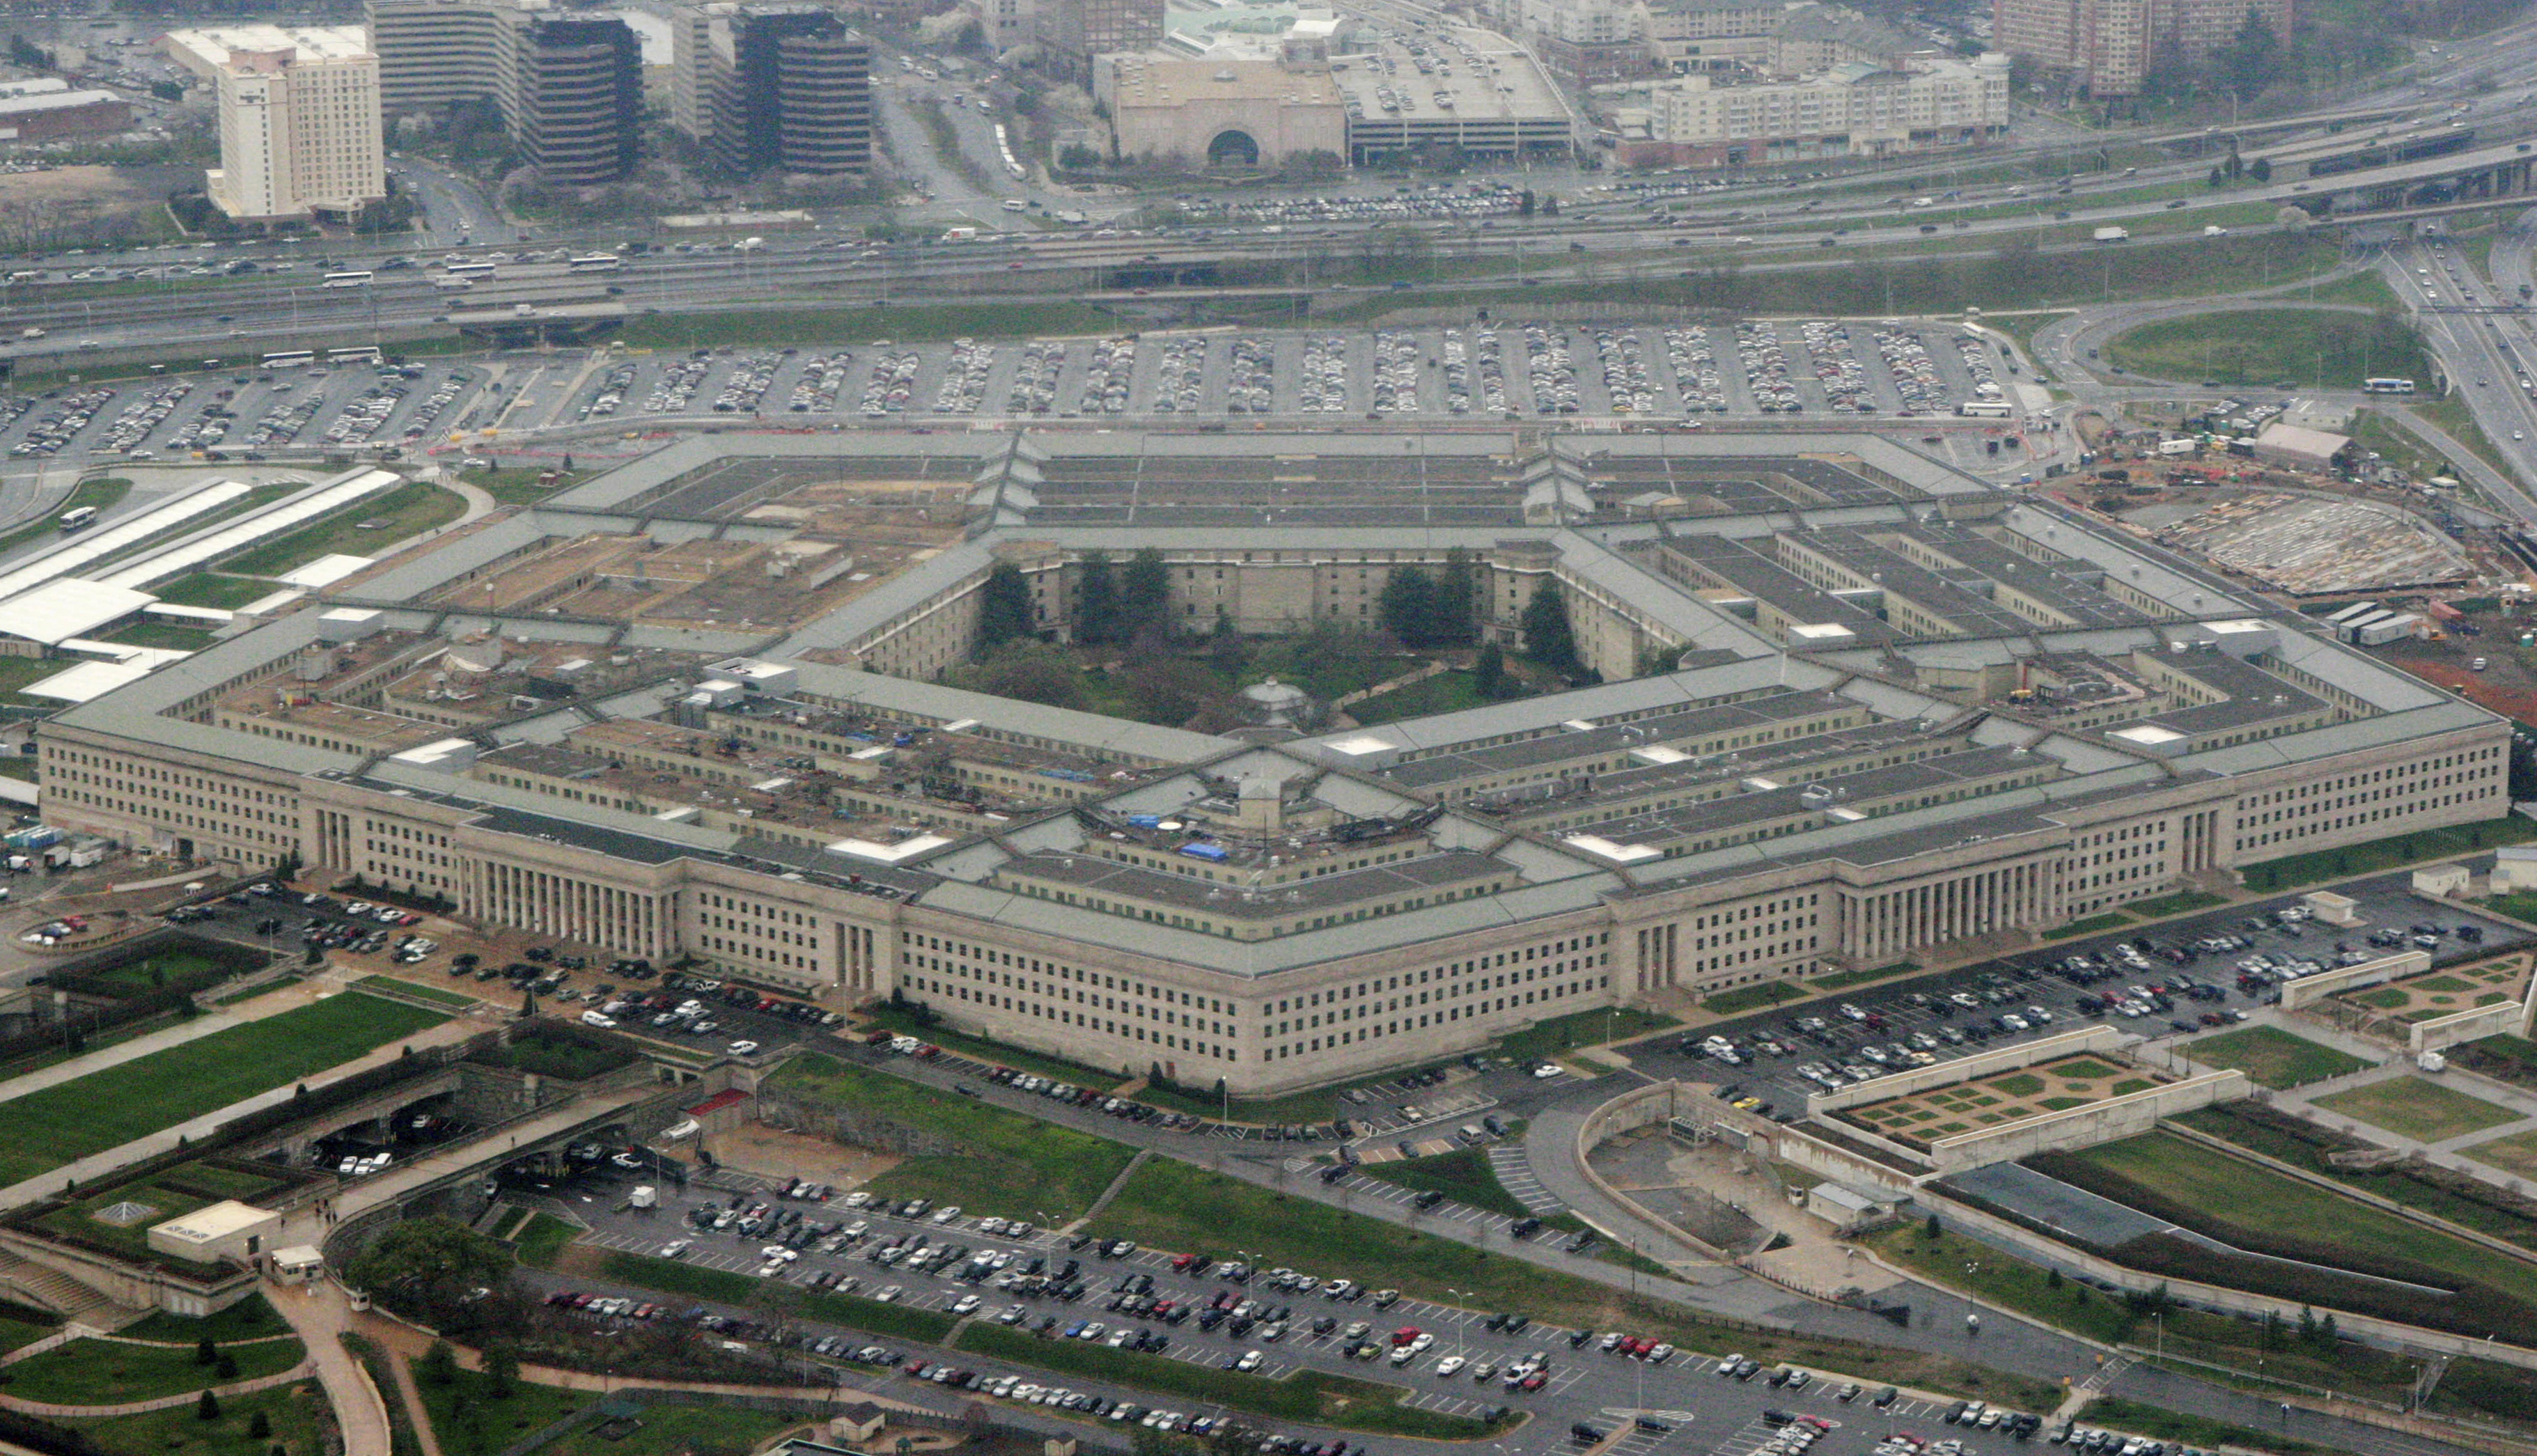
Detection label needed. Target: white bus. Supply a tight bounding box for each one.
[326,345,382,366]
[444,260,497,279]
[322,270,374,288]
[1956,400,2013,418]
[261,350,315,370]
[56,505,96,532]
[567,253,623,274]
[2362,377,2417,394]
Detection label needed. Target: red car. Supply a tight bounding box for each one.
[1391,1326,1422,1347]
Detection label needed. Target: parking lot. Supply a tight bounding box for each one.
[549,322,2014,426]
[1641,875,2534,1120]
[0,361,486,464]
[539,1178,2017,1456]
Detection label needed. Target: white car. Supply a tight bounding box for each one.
[930,1205,962,1224]
[1236,1349,1264,1372]
[728,1040,760,1056]
[953,1294,983,1314]
[1435,1356,1467,1377]
[661,1240,690,1259]
[874,1285,902,1302]
[1532,1063,1562,1079]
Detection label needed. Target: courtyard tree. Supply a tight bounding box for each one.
[975,561,1035,655]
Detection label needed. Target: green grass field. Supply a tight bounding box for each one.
[770,1054,1136,1223]
[411,1368,589,1456]
[68,1379,332,1456]
[2180,1026,2369,1088]
[2065,1131,2537,1307]
[2240,816,2537,893]
[2082,1398,2350,1456]
[2105,308,2429,391]
[1088,1157,2059,1409]
[1493,1007,1677,1062]
[1807,962,1917,994]
[117,1294,286,1345]
[0,991,447,1185]
[214,481,464,579]
[532,1402,809,1456]
[1357,1145,1579,1230]
[512,1212,580,1269]
[2044,911,2134,940]
[2122,890,2228,918]
[1345,670,1490,724]
[354,973,480,1008]
[3,1334,305,1404]
[0,1313,61,1355]
[2312,1076,2520,1143]
[1701,982,1806,1016]
[125,574,279,612]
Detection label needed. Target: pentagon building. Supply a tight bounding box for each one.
[38,432,2506,1092]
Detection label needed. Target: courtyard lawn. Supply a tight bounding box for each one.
[410,1369,588,1456]
[148,572,285,611]
[116,1294,286,1345]
[1345,669,1489,724]
[2312,1076,2522,1143]
[1701,982,1806,1016]
[354,973,480,1008]
[214,481,465,579]
[533,1402,811,1456]
[0,992,447,1185]
[68,1380,331,1456]
[511,1212,580,1269]
[2238,816,2537,893]
[3,1334,305,1405]
[2465,1126,2537,1180]
[2180,1025,2369,1089]
[1493,1007,1678,1063]
[766,1054,1135,1223]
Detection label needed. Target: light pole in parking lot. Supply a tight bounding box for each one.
[1449,1288,1471,1357]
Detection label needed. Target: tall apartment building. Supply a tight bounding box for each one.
[364,0,638,182]
[501,11,641,184]
[1992,0,2289,95]
[672,3,873,175]
[164,26,386,223]
[1033,0,1163,81]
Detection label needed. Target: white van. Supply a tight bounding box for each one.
[581,1010,618,1028]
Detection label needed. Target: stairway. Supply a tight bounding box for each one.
[0,1248,116,1323]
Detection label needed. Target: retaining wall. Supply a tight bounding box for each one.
[2279,950,2431,1011]
[1921,1068,2246,1174]
[1803,1025,2125,1117]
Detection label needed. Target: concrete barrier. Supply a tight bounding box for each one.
[1804,1026,2126,1117]
[2279,950,2430,1011]
[1571,1080,1735,1262]
[1921,1068,2245,1174]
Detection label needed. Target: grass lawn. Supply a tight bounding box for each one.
[533,1402,810,1455]
[2413,391,2515,479]
[70,948,231,995]
[2104,308,2428,391]
[102,622,217,652]
[598,1251,958,1344]
[2311,1075,2520,1142]
[1346,670,1489,725]
[0,1313,57,1354]
[1493,1007,1678,1063]
[0,990,447,1185]
[2082,1398,2350,1456]
[462,466,588,508]
[618,301,1118,351]
[1357,1145,1579,1231]
[772,1054,1137,1223]
[118,1294,286,1345]
[512,1212,580,1269]
[411,1369,589,1456]
[35,1164,294,1269]
[0,652,65,706]
[2348,408,2465,483]
[2123,890,2228,918]
[214,481,465,579]
[3,1334,305,1404]
[1701,982,1806,1016]
[2238,816,2537,893]
[2044,911,2134,940]
[354,973,479,1008]
[1137,1054,1478,1127]
[2065,1130,2537,1307]
[2182,1025,2370,1089]
[1809,962,1917,993]
[109,571,272,612]
[0,478,127,563]
[1088,1158,2060,1409]
[69,1379,332,1456]
[2463,1126,2537,1180]
[859,1004,1126,1089]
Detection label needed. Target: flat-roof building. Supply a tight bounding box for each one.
[166,25,385,222]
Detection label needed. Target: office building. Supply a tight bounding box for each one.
[164,26,385,223]
[38,432,2510,1095]
[1096,54,1344,169]
[1992,0,2290,96]
[683,3,873,175]
[361,0,638,183]
[0,77,132,141]
[1609,52,2009,167]
[1035,0,1164,80]
[501,10,641,184]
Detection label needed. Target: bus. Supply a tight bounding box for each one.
[444,261,497,279]
[56,506,96,533]
[1956,400,2013,418]
[567,253,623,274]
[2362,377,2417,394]
[322,270,374,288]
[431,276,476,292]
[325,345,382,366]
[261,350,315,370]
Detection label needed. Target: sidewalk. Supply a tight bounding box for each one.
[0,974,324,1111]
[270,1278,391,1456]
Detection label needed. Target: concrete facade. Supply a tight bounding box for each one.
[166,26,386,222]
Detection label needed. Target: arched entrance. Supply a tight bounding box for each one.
[1207,130,1260,167]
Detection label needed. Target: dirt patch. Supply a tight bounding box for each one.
[0,164,189,219]
[715,1119,901,1190]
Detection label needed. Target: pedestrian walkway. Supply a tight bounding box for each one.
[385,1345,448,1456]
[269,1278,390,1456]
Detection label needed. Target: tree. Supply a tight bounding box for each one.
[2509,731,2537,801]
[976,561,1035,655]
[1924,1212,1942,1239]
[953,639,1086,710]
[1122,655,1223,727]
[1121,547,1172,641]
[1474,642,1507,700]
[1377,566,1437,647]
[2217,10,2284,101]
[2318,1312,2339,1347]
[481,1343,519,1400]
[2045,1267,2063,1289]
[2208,164,2226,188]
[196,1389,221,1422]
[1518,188,1536,218]
[1436,547,1478,646]
[1206,607,1245,675]
[1076,550,1121,647]
[1520,581,1582,677]
[214,1354,237,1380]
[195,1337,218,1366]
[249,1411,272,1439]
[419,1340,460,1387]
[2249,156,2272,183]
[343,1216,513,1299]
